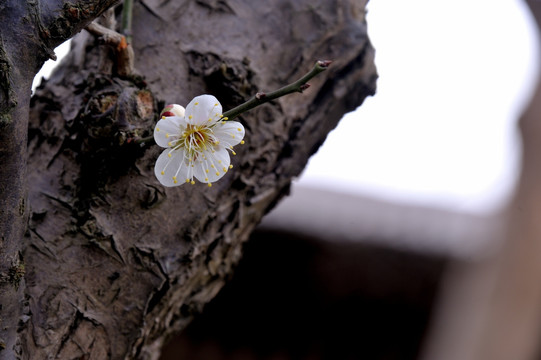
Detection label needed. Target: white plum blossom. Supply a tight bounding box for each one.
[154,94,245,187]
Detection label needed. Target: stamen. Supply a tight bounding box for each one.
[195,102,199,105]
[215,172,220,176]
[240,140,245,145]
[229,165,233,169]
[156,127,160,131]
[190,180,195,185]
[207,183,212,187]
[165,133,170,138]
[223,117,229,121]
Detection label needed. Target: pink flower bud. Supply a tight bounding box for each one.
[160,104,185,118]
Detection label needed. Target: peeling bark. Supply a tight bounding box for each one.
[0,1,119,359]
[3,0,376,359]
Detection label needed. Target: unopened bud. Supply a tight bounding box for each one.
[160,104,185,118]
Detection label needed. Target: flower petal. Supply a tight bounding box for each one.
[185,94,223,126]
[154,148,190,187]
[214,121,245,147]
[154,116,184,148]
[193,147,231,183]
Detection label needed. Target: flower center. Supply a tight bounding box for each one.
[181,124,216,159]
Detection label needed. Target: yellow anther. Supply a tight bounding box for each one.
[195,102,199,105]
[232,151,237,156]
[229,164,233,169]
[240,140,245,145]
[205,177,209,182]
[167,153,172,158]
[173,176,177,180]
[208,118,212,122]
[205,169,209,173]
[189,115,193,119]
[215,172,220,176]
[186,179,190,183]
[237,128,241,131]
[218,160,222,164]
[207,183,212,187]
[231,134,235,138]
[222,167,227,172]
[214,103,218,106]
[168,142,173,146]
[161,171,165,175]
[219,114,224,118]
[174,180,178,184]
[161,116,166,119]
[223,117,229,121]
[156,127,160,131]
[165,133,170,138]
[211,164,215,168]
[190,180,195,185]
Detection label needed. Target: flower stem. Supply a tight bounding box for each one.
[134,60,331,146]
[223,60,332,120]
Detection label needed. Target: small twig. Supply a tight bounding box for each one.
[85,8,134,76]
[134,60,332,146]
[86,22,123,45]
[222,60,332,120]
[121,0,133,44]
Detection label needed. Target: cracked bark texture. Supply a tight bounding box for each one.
[18,0,376,359]
[0,1,120,359]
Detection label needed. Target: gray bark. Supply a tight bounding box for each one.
[0,1,120,358]
[2,0,376,359]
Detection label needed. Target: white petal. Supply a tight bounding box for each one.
[154,148,189,187]
[185,95,223,126]
[214,121,245,147]
[154,116,184,148]
[193,147,231,183]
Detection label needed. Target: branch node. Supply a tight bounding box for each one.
[299,83,311,92]
[317,60,333,68]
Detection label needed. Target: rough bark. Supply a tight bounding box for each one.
[0,1,119,359]
[5,0,376,359]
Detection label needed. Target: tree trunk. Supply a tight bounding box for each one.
[3,1,376,359]
[0,1,120,358]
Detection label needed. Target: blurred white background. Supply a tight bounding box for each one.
[298,0,539,215]
[34,0,539,215]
